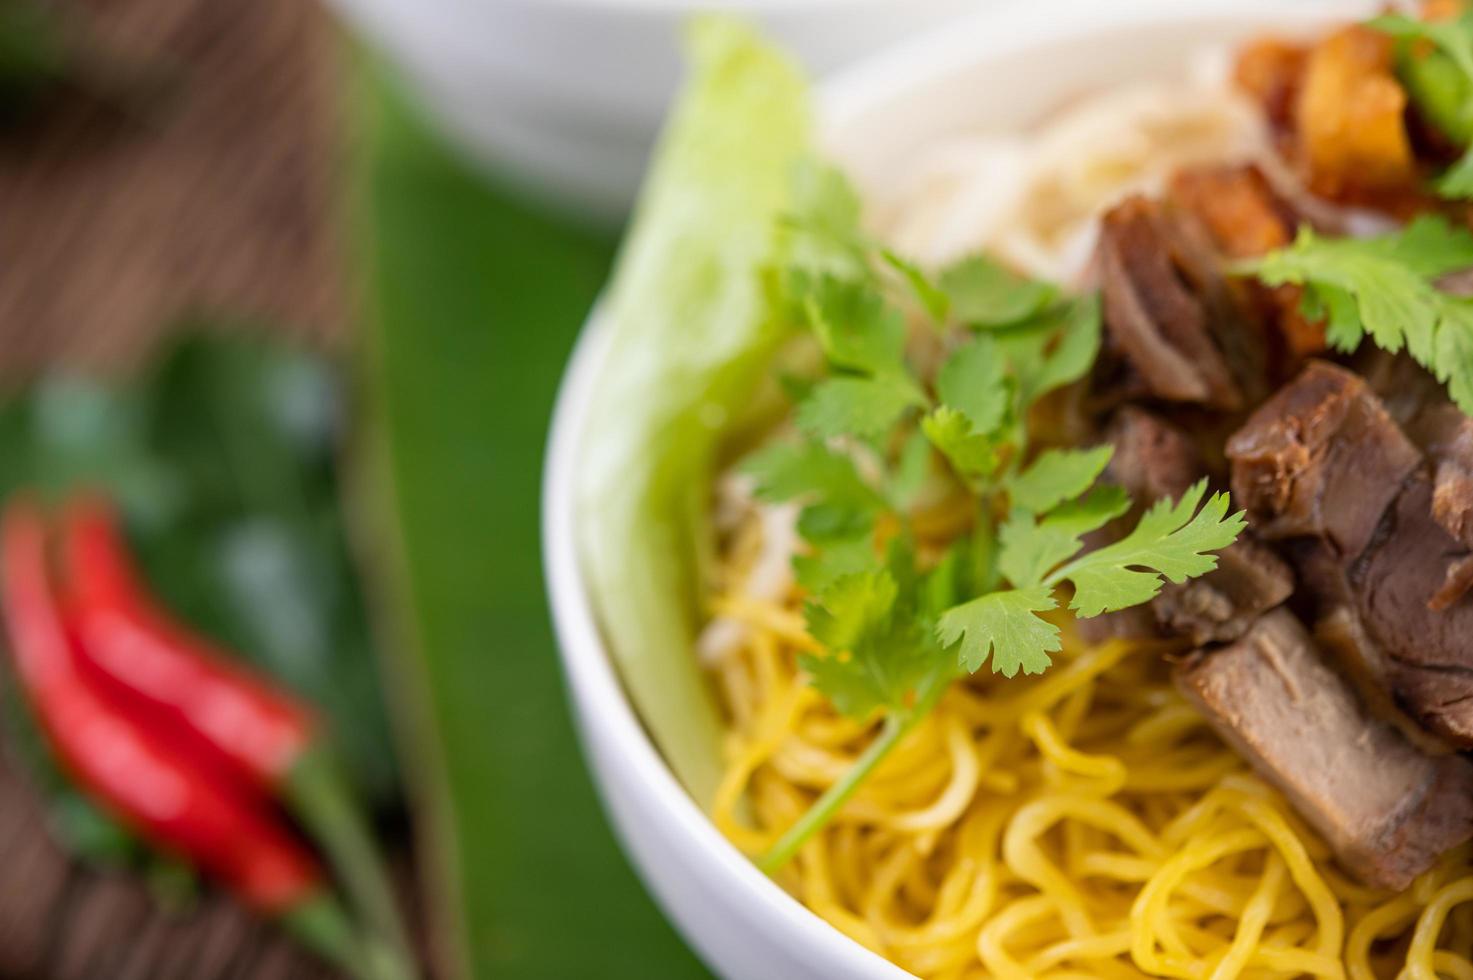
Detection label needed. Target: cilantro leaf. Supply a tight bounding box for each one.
[798,275,909,376]
[793,533,878,594]
[744,440,879,506]
[1372,14,1473,197]
[800,569,949,718]
[996,295,1103,407]
[888,428,934,509]
[796,375,924,441]
[1438,303,1473,412]
[940,255,1059,328]
[1048,480,1245,617]
[935,585,1060,676]
[882,249,950,323]
[997,485,1130,588]
[781,159,868,278]
[1373,13,1473,85]
[1242,218,1473,413]
[1440,147,1473,197]
[1008,445,1114,515]
[935,335,1010,432]
[805,569,897,652]
[922,406,1000,483]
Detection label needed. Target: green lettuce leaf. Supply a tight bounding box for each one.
[576,19,810,803]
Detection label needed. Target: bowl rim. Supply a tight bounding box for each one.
[542,1,1367,975]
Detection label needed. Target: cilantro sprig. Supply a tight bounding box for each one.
[1238,215,1473,414]
[1372,11,1473,197]
[746,164,1242,871]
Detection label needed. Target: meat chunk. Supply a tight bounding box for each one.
[1096,196,1267,411]
[1175,609,1473,889]
[1103,406,1201,503]
[1313,606,1459,756]
[1168,165,1294,260]
[1169,164,1327,363]
[1360,352,1473,584]
[1154,535,1293,645]
[1229,364,1473,748]
[1348,476,1473,745]
[1412,404,1473,551]
[1227,361,1420,560]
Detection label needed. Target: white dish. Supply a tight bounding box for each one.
[327,0,983,223]
[543,2,1365,976]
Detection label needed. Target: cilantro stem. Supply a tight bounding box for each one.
[755,671,950,874]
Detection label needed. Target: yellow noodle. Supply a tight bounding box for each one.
[704,531,1473,978]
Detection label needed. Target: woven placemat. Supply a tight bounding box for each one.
[0,1,383,978]
[0,0,344,375]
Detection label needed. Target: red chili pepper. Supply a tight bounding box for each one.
[0,496,319,912]
[58,493,417,978]
[59,494,314,789]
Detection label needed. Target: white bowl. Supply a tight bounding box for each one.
[327,0,984,224]
[544,2,1365,976]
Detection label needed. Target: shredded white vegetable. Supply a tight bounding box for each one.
[698,478,799,666]
[882,48,1269,283]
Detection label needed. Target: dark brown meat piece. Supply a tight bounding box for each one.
[1096,196,1267,411]
[1175,609,1473,889]
[1228,362,1473,748]
[1358,348,1450,432]
[1348,476,1473,744]
[1227,361,1420,560]
[1169,164,1328,366]
[1360,352,1473,600]
[1313,606,1458,755]
[1413,404,1473,550]
[1168,164,1295,260]
[1154,535,1293,645]
[1103,406,1202,502]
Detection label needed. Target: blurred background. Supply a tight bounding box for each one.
[0,0,986,976]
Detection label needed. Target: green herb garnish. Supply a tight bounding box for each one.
[1238,215,1473,414]
[1373,11,1473,197]
[748,165,1243,871]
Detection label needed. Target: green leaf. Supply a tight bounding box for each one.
[997,485,1130,588]
[356,59,708,976]
[1050,481,1246,617]
[935,335,1010,433]
[793,533,878,593]
[796,375,924,441]
[804,569,898,652]
[799,275,909,377]
[1008,445,1114,514]
[800,570,946,718]
[1436,301,1473,413]
[742,440,884,512]
[922,406,999,483]
[888,427,934,509]
[780,159,868,279]
[1372,11,1473,166]
[1242,218,1473,412]
[936,585,1061,676]
[882,249,950,322]
[575,17,811,802]
[940,255,1058,327]
[1439,146,1473,198]
[1373,13,1473,83]
[997,295,1103,408]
